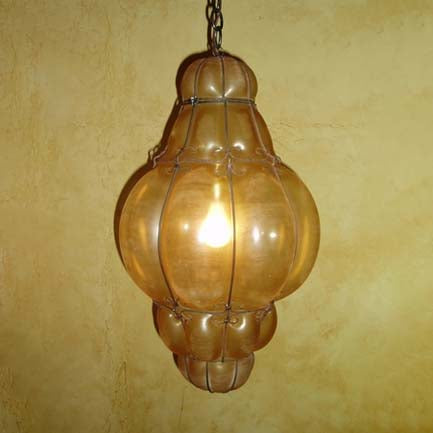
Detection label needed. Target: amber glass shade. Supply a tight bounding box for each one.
[119,54,320,392]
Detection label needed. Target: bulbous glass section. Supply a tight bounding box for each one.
[119,54,320,392]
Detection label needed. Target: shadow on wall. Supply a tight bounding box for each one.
[113,50,211,263]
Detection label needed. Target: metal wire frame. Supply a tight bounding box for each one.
[156,57,208,320]
[239,60,301,291]
[181,353,254,393]
[155,55,297,313]
[181,96,256,106]
[156,152,282,168]
[154,56,298,384]
[153,299,274,317]
[221,54,235,362]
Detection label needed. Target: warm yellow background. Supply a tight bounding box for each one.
[1,1,433,432]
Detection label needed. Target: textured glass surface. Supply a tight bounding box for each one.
[119,53,320,392]
[153,302,277,362]
[174,353,255,393]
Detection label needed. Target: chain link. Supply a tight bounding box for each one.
[206,0,223,56]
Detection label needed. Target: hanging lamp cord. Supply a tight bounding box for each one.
[207,0,223,56]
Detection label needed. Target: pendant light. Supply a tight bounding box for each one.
[118,0,320,392]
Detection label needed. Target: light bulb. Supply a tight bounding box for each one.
[198,202,231,248]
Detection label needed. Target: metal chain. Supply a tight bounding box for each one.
[206,0,223,56]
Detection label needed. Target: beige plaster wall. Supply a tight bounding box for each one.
[1,1,433,432]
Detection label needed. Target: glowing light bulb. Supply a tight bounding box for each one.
[198,202,231,248]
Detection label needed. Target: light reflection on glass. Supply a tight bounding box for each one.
[252,226,260,243]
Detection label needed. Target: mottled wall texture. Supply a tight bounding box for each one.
[1,1,433,432]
